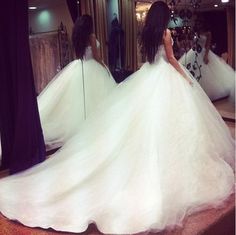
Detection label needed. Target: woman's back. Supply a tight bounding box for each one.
[84,39,100,60]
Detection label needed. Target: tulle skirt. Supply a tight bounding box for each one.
[179,49,235,101]
[0,57,234,234]
[38,59,116,150]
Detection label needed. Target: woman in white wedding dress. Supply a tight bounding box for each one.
[179,23,235,101]
[38,15,116,150]
[0,2,234,234]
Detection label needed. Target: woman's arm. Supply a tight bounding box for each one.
[163,29,193,85]
[203,31,211,64]
[89,34,104,66]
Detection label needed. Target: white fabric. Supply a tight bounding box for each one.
[179,35,235,101]
[83,40,100,60]
[0,45,234,234]
[38,41,116,150]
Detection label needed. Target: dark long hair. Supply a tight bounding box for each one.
[72,15,93,59]
[140,1,170,63]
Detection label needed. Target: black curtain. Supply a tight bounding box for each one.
[201,11,228,56]
[66,0,79,23]
[0,0,45,174]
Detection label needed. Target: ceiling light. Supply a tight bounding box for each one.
[29,6,37,10]
[221,0,229,2]
[214,4,218,7]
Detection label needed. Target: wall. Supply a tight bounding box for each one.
[28,0,74,38]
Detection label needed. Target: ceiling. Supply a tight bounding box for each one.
[28,0,65,10]
[28,0,234,11]
[136,0,234,12]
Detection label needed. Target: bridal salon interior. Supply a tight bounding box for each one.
[0,0,235,234]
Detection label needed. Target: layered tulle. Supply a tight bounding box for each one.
[38,59,116,150]
[0,47,234,234]
[179,48,235,101]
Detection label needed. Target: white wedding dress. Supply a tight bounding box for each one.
[38,40,116,150]
[0,44,234,234]
[179,34,235,101]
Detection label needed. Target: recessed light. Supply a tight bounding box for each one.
[214,4,218,7]
[29,6,37,10]
[221,0,229,2]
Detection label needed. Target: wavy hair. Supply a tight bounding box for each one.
[72,15,93,59]
[140,1,170,63]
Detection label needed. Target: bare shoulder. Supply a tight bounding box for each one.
[163,29,171,41]
[165,28,171,35]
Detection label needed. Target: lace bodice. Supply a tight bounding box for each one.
[154,38,174,63]
[84,40,100,60]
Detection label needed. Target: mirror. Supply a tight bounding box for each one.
[134,0,235,122]
[135,0,234,66]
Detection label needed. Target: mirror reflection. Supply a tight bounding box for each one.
[135,0,235,105]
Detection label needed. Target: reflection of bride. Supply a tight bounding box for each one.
[0,2,234,234]
[179,25,235,101]
[38,15,116,150]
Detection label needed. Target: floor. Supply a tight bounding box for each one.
[214,97,235,122]
[0,98,235,235]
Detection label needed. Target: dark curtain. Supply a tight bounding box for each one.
[118,0,138,71]
[201,11,228,56]
[66,0,78,23]
[0,0,45,174]
[108,17,125,71]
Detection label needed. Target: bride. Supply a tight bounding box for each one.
[38,15,116,150]
[179,21,235,102]
[0,2,234,234]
